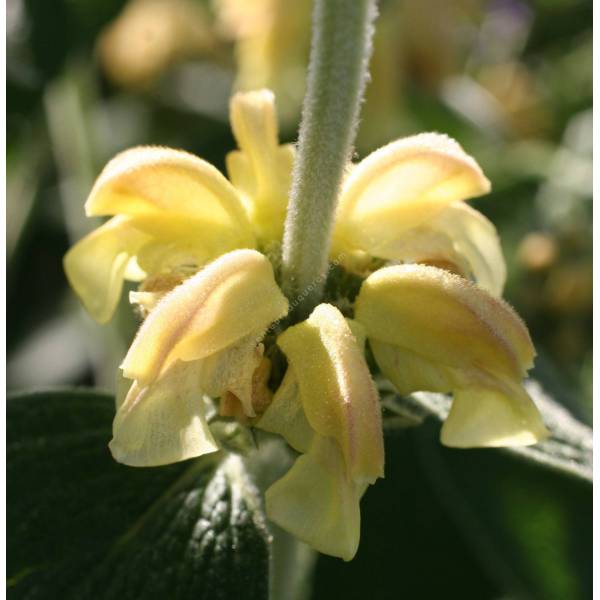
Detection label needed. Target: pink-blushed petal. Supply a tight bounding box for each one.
[121,249,288,386]
[356,263,548,448]
[277,303,384,484]
[356,264,533,380]
[85,145,254,246]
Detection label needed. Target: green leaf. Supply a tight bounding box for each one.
[7,389,270,600]
[381,379,593,481]
[410,423,591,600]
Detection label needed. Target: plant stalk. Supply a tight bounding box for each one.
[281,0,377,319]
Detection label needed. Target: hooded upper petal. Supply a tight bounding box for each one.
[332,133,491,262]
[86,146,252,235]
[121,249,288,388]
[64,216,150,323]
[276,303,384,484]
[256,304,383,560]
[66,146,258,322]
[226,89,294,242]
[355,264,548,447]
[356,264,532,379]
[112,249,289,466]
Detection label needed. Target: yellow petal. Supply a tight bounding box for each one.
[356,264,548,447]
[277,303,384,484]
[85,145,254,244]
[355,264,533,381]
[441,383,548,448]
[421,202,505,296]
[372,228,471,279]
[227,90,294,241]
[369,339,456,396]
[121,249,288,385]
[229,90,279,178]
[64,216,150,323]
[256,366,314,454]
[265,436,363,561]
[333,133,490,258]
[130,212,252,275]
[110,360,219,467]
[370,339,548,447]
[370,202,505,296]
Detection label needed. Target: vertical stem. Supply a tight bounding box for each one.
[281,0,377,318]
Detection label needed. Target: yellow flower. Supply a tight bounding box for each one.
[331,132,505,297]
[64,89,291,323]
[97,0,214,89]
[354,264,548,447]
[111,249,288,466]
[215,0,311,124]
[257,304,384,560]
[65,88,547,562]
[325,133,546,447]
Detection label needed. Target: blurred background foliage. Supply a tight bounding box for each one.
[6,0,592,597]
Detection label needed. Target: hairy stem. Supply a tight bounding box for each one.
[281,0,377,319]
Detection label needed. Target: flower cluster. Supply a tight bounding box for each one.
[65,89,547,561]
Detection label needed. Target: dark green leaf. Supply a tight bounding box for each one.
[407,421,592,600]
[7,389,270,600]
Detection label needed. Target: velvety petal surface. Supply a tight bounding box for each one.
[356,264,548,447]
[85,145,254,246]
[356,264,533,380]
[121,249,288,386]
[276,303,384,484]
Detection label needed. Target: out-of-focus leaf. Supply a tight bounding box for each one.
[22,0,124,82]
[6,129,47,262]
[412,421,591,600]
[7,389,270,600]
